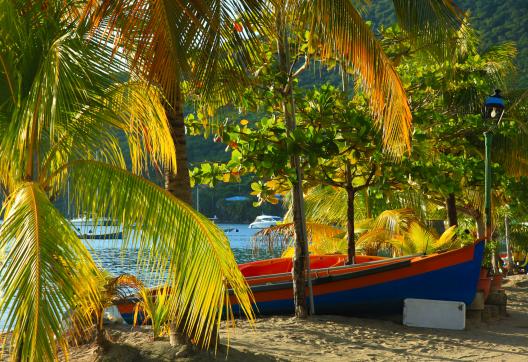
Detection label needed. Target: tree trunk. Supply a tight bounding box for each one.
[95,316,110,351]
[276,8,312,317]
[505,215,513,275]
[346,187,356,264]
[446,193,458,226]
[476,214,485,240]
[364,188,371,219]
[164,83,192,205]
[163,83,192,346]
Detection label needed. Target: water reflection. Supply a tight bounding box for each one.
[87,224,284,280]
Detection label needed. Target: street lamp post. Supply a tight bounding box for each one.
[483,89,505,273]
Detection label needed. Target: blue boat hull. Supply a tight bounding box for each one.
[237,241,484,316]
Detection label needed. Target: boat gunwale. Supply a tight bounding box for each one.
[243,253,422,282]
[242,259,413,294]
[235,241,482,295]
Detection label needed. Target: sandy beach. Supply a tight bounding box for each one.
[67,275,528,361]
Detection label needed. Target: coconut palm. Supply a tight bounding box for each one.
[83,0,268,205]
[355,209,461,256]
[0,1,254,360]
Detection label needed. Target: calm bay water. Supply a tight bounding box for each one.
[0,224,280,330]
[88,223,280,276]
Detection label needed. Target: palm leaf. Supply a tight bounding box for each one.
[60,160,255,347]
[392,0,464,60]
[370,208,417,236]
[0,183,101,361]
[433,225,458,251]
[90,0,269,107]
[404,221,436,254]
[38,78,176,197]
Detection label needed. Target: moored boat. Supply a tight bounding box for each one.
[233,240,484,316]
[248,215,283,229]
[116,240,484,324]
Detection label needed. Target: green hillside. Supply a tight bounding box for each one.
[366,0,528,86]
[457,0,528,86]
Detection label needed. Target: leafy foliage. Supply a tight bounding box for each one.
[0,2,254,359]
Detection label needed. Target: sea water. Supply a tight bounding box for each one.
[0,224,281,330]
[88,223,279,275]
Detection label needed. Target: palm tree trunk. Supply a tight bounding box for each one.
[164,83,192,205]
[164,83,192,346]
[95,314,110,351]
[276,8,311,318]
[346,186,356,264]
[446,193,458,226]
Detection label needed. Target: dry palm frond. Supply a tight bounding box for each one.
[253,222,343,255]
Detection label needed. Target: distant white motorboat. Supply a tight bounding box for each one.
[70,216,122,239]
[70,215,116,228]
[248,215,283,229]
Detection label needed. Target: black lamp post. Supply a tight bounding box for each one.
[483,89,505,273]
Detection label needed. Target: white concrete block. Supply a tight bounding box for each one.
[403,298,465,330]
[104,305,125,324]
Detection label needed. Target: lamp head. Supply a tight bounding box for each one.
[484,89,505,120]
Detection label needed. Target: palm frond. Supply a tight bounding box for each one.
[0,8,131,187]
[253,222,343,255]
[102,81,177,175]
[134,286,171,338]
[356,228,394,255]
[392,0,464,60]
[39,79,176,197]
[370,208,417,236]
[289,0,411,156]
[434,225,458,251]
[91,0,269,107]
[404,221,436,254]
[494,133,528,179]
[61,160,254,347]
[0,183,101,361]
[302,186,348,227]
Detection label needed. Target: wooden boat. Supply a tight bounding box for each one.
[116,240,484,324]
[232,240,484,316]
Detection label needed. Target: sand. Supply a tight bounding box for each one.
[67,274,528,361]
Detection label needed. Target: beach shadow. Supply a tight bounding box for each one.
[96,340,283,362]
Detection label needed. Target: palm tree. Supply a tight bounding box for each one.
[0,1,254,360]
[83,0,267,205]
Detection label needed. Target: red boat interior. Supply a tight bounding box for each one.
[238,254,387,278]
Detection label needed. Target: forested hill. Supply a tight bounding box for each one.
[457,0,528,86]
[367,0,528,86]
